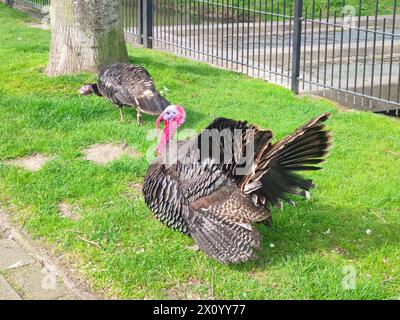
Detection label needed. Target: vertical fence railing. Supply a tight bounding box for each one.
[122,0,141,44]
[143,0,153,48]
[149,0,296,87]
[298,0,400,112]
[8,0,50,7]
[291,0,302,93]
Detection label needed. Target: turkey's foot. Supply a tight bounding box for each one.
[299,190,311,199]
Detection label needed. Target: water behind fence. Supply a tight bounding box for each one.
[6,0,400,114]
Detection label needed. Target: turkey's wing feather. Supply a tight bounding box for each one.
[143,163,190,234]
[98,63,169,114]
[196,117,273,179]
[118,64,169,114]
[135,90,170,115]
[98,64,137,107]
[190,183,268,223]
[184,182,270,264]
[186,211,260,264]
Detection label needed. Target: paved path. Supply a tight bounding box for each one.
[0,210,97,300]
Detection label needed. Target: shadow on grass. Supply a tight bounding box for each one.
[228,202,400,271]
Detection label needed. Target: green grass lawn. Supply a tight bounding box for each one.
[1,4,400,299]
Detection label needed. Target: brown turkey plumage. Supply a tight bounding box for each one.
[143,106,332,264]
[79,63,170,125]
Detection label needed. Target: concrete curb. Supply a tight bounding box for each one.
[0,208,100,300]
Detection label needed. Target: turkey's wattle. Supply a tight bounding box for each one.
[79,63,170,125]
[143,107,332,264]
[155,105,186,156]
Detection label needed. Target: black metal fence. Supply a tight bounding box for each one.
[5,0,49,20]
[298,1,400,113]
[7,0,49,8]
[125,0,400,113]
[5,0,400,113]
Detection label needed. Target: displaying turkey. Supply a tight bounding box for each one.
[79,63,170,125]
[143,105,332,264]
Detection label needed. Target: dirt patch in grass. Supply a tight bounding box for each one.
[249,270,268,282]
[165,277,213,300]
[123,182,144,202]
[58,202,80,221]
[127,182,143,193]
[331,246,350,257]
[5,154,53,172]
[83,143,140,165]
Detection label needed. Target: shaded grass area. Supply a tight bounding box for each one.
[1,4,400,299]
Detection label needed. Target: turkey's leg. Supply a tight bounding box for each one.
[119,108,124,122]
[276,189,311,210]
[134,97,142,126]
[136,110,142,126]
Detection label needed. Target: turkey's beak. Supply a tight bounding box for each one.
[156,111,165,130]
[79,85,90,95]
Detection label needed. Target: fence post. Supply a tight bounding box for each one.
[137,0,143,45]
[143,0,153,48]
[291,0,303,94]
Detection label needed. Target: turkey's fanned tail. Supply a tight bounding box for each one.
[241,112,332,207]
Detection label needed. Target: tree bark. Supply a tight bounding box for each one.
[45,0,129,76]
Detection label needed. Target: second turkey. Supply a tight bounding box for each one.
[79,63,170,125]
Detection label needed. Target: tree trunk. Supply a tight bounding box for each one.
[45,0,129,76]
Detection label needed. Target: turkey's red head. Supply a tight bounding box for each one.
[79,84,95,95]
[156,105,186,156]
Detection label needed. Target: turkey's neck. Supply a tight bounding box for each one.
[157,121,178,156]
[92,84,102,96]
